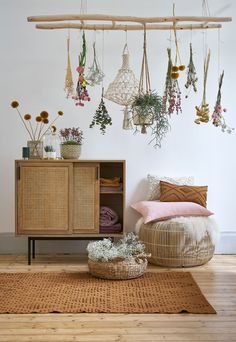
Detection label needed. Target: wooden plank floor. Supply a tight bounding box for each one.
[0,254,236,341]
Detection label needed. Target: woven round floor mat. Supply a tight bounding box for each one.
[0,271,216,314]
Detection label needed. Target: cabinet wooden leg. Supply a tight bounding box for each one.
[32,239,35,259]
[28,237,31,265]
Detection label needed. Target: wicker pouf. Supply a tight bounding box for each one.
[88,258,148,279]
[139,217,216,267]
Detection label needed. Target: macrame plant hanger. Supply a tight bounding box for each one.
[104,30,139,130]
[64,31,74,98]
[135,26,152,134]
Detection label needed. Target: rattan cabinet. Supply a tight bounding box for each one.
[15,160,125,237]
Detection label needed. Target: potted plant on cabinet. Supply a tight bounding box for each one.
[87,233,150,280]
[44,145,56,159]
[59,127,83,159]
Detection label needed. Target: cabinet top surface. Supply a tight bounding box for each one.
[16,159,126,163]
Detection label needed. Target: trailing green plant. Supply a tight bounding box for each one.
[87,232,149,262]
[90,88,112,135]
[132,91,170,147]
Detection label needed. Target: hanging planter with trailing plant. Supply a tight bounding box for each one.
[90,88,112,135]
[132,28,169,145]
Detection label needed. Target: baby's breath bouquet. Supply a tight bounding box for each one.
[87,233,149,262]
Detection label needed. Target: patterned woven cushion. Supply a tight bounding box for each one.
[159,181,208,207]
[147,175,194,200]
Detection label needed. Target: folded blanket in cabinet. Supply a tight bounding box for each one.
[100,206,119,226]
[100,177,121,187]
[100,223,122,233]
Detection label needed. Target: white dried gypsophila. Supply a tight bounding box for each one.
[87,233,147,262]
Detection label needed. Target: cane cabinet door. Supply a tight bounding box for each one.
[73,163,99,233]
[16,162,72,235]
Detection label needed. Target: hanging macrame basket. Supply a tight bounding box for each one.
[104,44,139,130]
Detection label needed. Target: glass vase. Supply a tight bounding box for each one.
[27,140,43,159]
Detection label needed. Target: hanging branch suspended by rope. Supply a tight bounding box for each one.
[185,43,198,97]
[73,31,91,106]
[211,71,234,133]
[64,36,74,98]
[195,50,210,124]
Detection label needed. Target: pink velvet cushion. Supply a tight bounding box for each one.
[131,201,213,224]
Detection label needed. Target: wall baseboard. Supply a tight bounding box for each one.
[0,232,236,255]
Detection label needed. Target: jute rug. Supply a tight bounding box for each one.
[0,272,216,314]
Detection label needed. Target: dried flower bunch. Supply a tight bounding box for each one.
[73,31,91,107]
[60,127,83,145]
[211,71,234,134]
[87,233,149,262]
[10,100,63,141]
[185,43,198,97]
[171,5,185,80]
[162,48,182,115]
[195,50,210,124]
[90,88,112,134]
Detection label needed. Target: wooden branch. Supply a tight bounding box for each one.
[27,14,232,24]
[35,23,222,31]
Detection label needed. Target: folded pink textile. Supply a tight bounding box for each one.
[100,206,119,226]
[100,223,122,233]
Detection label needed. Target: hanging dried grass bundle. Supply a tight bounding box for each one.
[64,37,74,98]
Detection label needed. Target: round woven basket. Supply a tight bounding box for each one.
[139,219,215,267]
[60,144,81,159]
[88,258,148,280]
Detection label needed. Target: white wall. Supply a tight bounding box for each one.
[0,0,236,252]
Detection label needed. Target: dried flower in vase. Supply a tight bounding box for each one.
[73,31,91,107]
[195,50,210,124]
[162,48,182,115]
[90,88,112,135]
[211,71,234,134]
[185,43,198,97]
[10,100,64,141]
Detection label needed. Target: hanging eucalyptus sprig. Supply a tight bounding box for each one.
[90,88,112,135]
[185,43,198,97]
[162,48,182,115]
[211,71,234,133]
[195,50,210,124]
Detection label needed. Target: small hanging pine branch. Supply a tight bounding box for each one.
[185,43,198,97]
[90,88,112,135]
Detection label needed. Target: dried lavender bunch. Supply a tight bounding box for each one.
[185,43,198,97]
[162,48,182,115]
[90,89,112,135]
